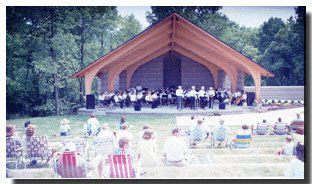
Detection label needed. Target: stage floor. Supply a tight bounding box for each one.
[78,104,256,116]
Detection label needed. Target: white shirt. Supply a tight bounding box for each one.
[242,93,247,100]
[122,93,128,99]
[188,90,197,97]
[99,94,105,101]
[283,142,294,156]
[284,158,304,178]
[87,117,100,134]
[152,93,158,100]
[114,95,119,103]
[198,90,206,97]
[130,94,137,102]
[176,89,183,97]
[137,139,158,167]
[163,136,187,162]
[137,93,143,100]
[59,124,71,133]
[207,90,215,97]
[145,94,152,102]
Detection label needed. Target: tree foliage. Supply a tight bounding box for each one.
[6,7,142,118]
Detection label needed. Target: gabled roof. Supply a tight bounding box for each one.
[71,13,273,78]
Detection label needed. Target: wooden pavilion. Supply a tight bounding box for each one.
[71,13,273,103]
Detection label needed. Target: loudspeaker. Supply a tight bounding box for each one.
[86,95,95,109]
[246,92,256,106]
[219,102,226,109]
[134,101,141,111]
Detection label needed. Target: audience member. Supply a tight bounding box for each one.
[284,143,304,178]
[84,114,100,137]
[59,119,71,136]
[162,128,188,167]
[277,136,294,156]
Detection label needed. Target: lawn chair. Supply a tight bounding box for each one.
[6,137,23,169]
[273,124,287,135]
[235,134,251,148]
[93,137,114,158]
[256,124,268,135]
[211,126,228,148]
[72,138,89,161]
[108,154,137,178]
[290,120,304,134]
[24,135,52,168]
[55,151,87,178]
[189,126,206,148]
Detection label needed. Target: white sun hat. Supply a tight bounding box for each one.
[60,119,70,124]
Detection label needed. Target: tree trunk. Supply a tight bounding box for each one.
[50,9,60,115]
[79,20,85,106]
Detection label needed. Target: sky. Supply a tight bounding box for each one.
[117,6,296,28]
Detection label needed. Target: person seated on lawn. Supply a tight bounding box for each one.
[59,119,71,136]
[24,124,56,164]
[55,142,90,178]
[116,124,134,148]
[276,136,294,156]
[212,119,230,147]
[6,124,22,148]
[273,117,288,135]
[190,119,207,147]
[84,114,100,137]
[137,129,158,174]
[118,115,127,130]
[24,121,32,130]
[138,124,150,140]
[284,142,304,178]
[289,113,304,134]
[162,128,188,167]
[252,119,271,135]
[230,124,252,148]
[97,123,114,139]
[114,137,137,166]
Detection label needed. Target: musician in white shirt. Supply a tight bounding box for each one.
[151,92,159,109]
[145,91,153,106]
[207,87,215,109]
[189,86,197,110]
[198,86,207,109]
[130,91,137,106]
[176,86,184,110]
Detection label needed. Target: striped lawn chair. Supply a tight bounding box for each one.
[273,123,287,135]
[6,137,23,169]
[256,125,268,135]
[290,120,304,134]
[108,154,136,178]
[56,151,87,178]
[235,134,251,148]
[24,135,51,168]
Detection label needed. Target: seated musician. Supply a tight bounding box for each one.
[98,93,105,107]
[231,89,241,104]
[151,91,159,109]
[129,91,137,106]
[161,90,169,106]
[198,86,207,109]
[145,91,153,106]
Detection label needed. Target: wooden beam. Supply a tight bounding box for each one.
[72,19,172,78]
[171,15,176,53]
[175,19,273,76]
